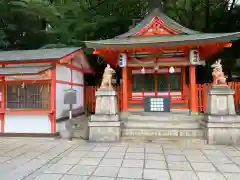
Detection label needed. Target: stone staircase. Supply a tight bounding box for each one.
[120,112,207,144]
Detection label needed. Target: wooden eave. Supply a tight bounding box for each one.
[85,32,240,49]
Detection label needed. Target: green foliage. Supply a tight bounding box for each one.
[0,0,240,82]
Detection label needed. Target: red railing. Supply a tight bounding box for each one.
[85,82,240,113]
[85,86,122,113]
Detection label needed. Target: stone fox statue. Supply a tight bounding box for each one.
[100,64,116,89]
[211,59,227,85]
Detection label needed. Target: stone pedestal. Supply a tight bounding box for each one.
[88,88,121,142]
[206,85,235,115]
[203,85,240,145]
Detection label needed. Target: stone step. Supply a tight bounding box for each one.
[122,120,201,129]
[121,112,203,122]
[122,128,204,137]
[120,136,207,146]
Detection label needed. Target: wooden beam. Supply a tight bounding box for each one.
[189,66,198,113]
[122,66,128,112]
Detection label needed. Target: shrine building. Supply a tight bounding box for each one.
[85,8,240,114]
[0,47,93,135]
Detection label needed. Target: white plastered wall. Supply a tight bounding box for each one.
[4,114,51,133]
[55,64,84,132]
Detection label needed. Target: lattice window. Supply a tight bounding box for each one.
[6,83,50,109]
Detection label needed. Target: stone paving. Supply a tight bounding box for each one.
[0,138,240,179]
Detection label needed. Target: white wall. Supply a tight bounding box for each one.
[4,114,51,133]
[56,64,71,81]
[55,65,84,131]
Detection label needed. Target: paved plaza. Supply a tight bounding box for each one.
[0,138,240,179]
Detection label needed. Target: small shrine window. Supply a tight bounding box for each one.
[144,74,155,91]
[132,74,143,92]
[170,74,181,91]
[157,74,168,91]
[6,83,50,109]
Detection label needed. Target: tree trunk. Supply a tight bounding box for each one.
[147,0,163,11]
[204,0,210,31]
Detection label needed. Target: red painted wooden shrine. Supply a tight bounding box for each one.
[85,8,240,114]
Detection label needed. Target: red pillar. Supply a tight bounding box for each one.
[1,75,5,133]
[189,65,198,113]
[50,64,56,133]
[122,66,128,112]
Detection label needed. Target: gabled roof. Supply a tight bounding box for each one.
[116,8,199,38]
[0,66,51,75]
[0,47,80,61]
[86,32,240,49]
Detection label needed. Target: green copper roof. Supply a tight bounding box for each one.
[85,32,240,49]
[116,8,198,38]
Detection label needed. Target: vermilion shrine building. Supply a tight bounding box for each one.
[0,48,92,135]
[86,8,240,114]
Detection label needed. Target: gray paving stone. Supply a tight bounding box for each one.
[67,151,88,157]
[122,159,144,168]
[223,173,240,180]
[203,150,225,156]
[60,175,89,180]
[118,167,143,179]
[231,157,240,164]
[128,144,144,148]
[145,147,163,154]
[99,158,123,167]
[34,173,63,180]
[125,153,144,160]
[67,165,97,176]
[91,147,110,152]
[167,161,192,171]
[145,160,167,169]
[127,147,144,153]
[85,152,106,158]
[44,164,73,174]
[197,172,227,180]
[224,150,240,157]
[145,153,165,161]
[166,155,187,162]
[164,149,183,155]
[186,155,209,162]
[57,157,81,164]
[170,170,198,180]
[191,162,217,172]
[78,158,102,166]
[105,152,125,159]
[108,147,127,152]
[2,138,240,180]
[143,169,170,180]
[208,156,233,164]
[88,176,115,180]
[162,144,180,149]
[215,163,240,173]
[183,150,203,155]
[0,156,12,162]
[93,166,119,177]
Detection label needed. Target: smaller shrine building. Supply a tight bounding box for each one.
[0,47,93,135]
[85,8,240,114]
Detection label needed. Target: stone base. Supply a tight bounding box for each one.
[203,115,240,145]
[91,114,119,121]
[88,121,121,142]
[207,85,235,115]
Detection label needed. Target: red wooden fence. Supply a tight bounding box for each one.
[85,82,240,113]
